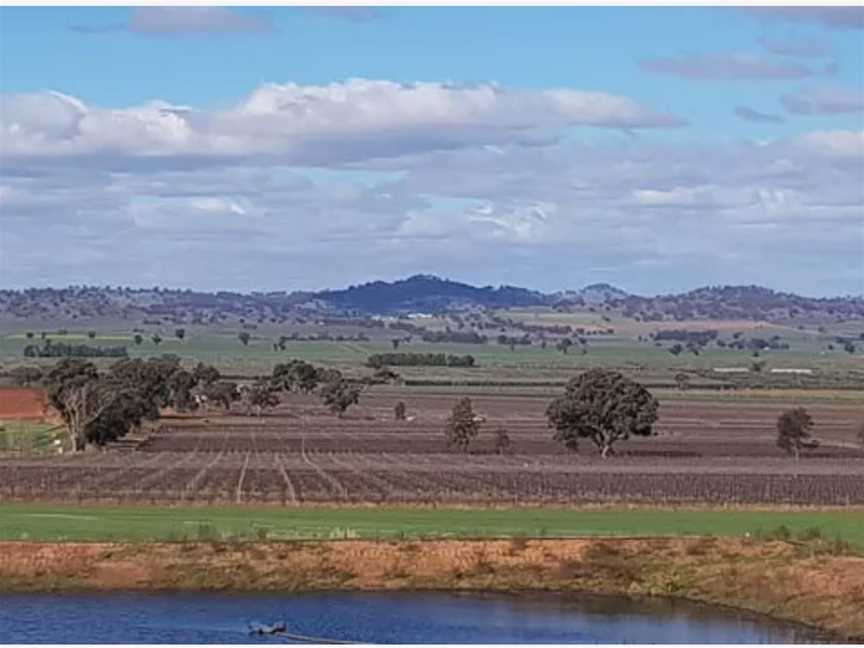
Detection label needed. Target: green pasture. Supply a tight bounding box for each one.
[1,315,861,378]
[0,421,64,454]
[0,503,862,547]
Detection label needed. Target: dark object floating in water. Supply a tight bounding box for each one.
[249,622,287,636]
[248,622,354,644]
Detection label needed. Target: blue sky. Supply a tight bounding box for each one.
[0,6,862,295]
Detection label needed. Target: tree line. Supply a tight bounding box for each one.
[24,342,128,358]
[366,353,476,368]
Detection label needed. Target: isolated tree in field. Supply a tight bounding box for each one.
[674,372,690,391]
[25,331,34,339]
[151,334,162,346]
[751,360,766,373]
[394,401,406,421]
[557,338,573,354]
[175,328,186,341]
[445,397,481,452]
[668,343,683,356]
[238,332,251,346]
[87,331,96,339]
[133,334,143,346]
[242,380,280,417]
[776,408,816,461]
[546,368,659,458]
[845,342,857,354]
[493,428,511,455]
[391,338,400,350]
[320,380,360,418]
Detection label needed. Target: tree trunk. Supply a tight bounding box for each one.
[72,431,86,453]
[601,443,612,459]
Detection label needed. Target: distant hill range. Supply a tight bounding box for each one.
[1,275,862,322]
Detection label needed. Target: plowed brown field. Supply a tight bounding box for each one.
[2,389,862,505]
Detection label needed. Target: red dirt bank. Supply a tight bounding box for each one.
[0,537,861,640]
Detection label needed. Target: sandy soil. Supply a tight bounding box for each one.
[0,537,861,640]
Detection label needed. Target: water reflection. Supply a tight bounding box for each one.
[0,590,827,644]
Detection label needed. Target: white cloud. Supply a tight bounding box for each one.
[0,80,686,168]
[792,130,864,160]
[634,187,711,208]
[1,97,862,295]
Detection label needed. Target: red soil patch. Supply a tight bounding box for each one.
[0,388,48,420]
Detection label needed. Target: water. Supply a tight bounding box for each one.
[0,591,826,644]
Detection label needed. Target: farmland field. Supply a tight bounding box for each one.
[2,388,862,507]
[2,310,863,379]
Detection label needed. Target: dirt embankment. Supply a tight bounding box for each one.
[0,537,862,640]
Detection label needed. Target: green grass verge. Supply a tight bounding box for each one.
[0,503,862,546]
[0,421,64,454]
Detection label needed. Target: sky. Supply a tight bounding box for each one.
[0,5,862,296]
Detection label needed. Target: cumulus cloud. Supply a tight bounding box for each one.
[781,85,864,115]
[71,7,277,36]
[639,52,822,80]
[734,106,786,124]
[1,84,861,295]
[0,80,686,168]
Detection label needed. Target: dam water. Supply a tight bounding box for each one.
[0,590,827,644]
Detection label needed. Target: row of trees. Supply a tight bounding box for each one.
[23,342,128,358]
[39,357,217,451]
[23,355,383,451]
[227,360,367,418]
[366,353,475,368]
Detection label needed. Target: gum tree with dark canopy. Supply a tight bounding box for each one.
[445,397,481,453]
[320,379,360,418]
[546,368,659,458]
[776,408,817,460]
[44,360,132,452]
[271,360,322,393]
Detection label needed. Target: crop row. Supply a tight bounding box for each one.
[3,463,863,505]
